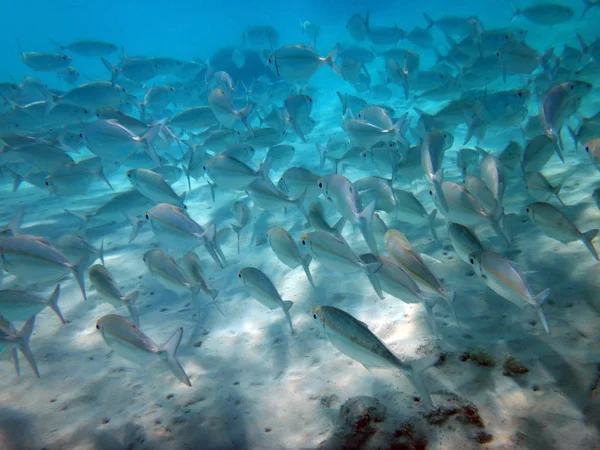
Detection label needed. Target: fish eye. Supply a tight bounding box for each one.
[526,207,530,212]
[142,256,146,262]
[570,84,574,90]
[586,146,590,153]
[122,87,126,92]
[309,97,312,102]
[496,51,500,57]
[238,272,242,278]
[84,109,89,114]
[96,324,99,330]
[318,182,323,188]
[45,181,49,186]
[517,92,522,97]
[145,214,149,220]
[202,166,207,170]
[183,205,188,210]
[505,34,510,39]
[302,240,306,245]
[79,132,83,138]
[429,189,433,195]
[268,58,272,63]
[127,172,131,177]
[313,313,317,319]
[469,258,474,264]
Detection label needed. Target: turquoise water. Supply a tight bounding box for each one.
[1,1,600,449]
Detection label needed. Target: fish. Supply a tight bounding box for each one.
[142,249,202,314]
[307,202,346,237]
[522,134,555,174]
[182,252,223,316]
[267,44,341,80]
[127,168,186,208]
[267,226,314,287]
[88,265,139,326]
[392,190,438,242]
[19,47,72,72]
[54,233,104,266]
[585,137,600,172]
[300,230,384,299]
[96,314,191,386]
[469,251,551,334]
[385,229,457,321]
[203,154,265,190]
[511,3,574,25]
[0,315,39,377]
[312,305,439,408]
[49,39,118,57]
[45,162,113,197]
[526,202,599,260]
[421,129,454,212]
[0,235,87,301]
[347,13,368,41]
[0,285,63,324]
[447,223,484,265]
[524,172,565,206]
[145,203,226,268]
[237,267,294,334]
[318,174,378,254]
[208,87,254,134]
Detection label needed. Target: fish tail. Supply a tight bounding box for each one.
[293,188,311,226]
[95,164,113,191]
[333,217,347,237]
[432,175,449,213]
[47,284,64,324]
[567,126,579,151]
[316,144,327,170]
[206,287,225,317]
[10,347,19,377]
[124,292,140,327]
[302,254,315,288]
[9,169,23,193]
[423,297,438,337]
[48,37,65,52]
[282,301,295,335]
[364,261,384,299]
[239,103,255,136]
[325,43,343,78]
[63,209,90,230]
[358,199,379,255]
[141,123,163,167]
[7,205,24,236]
[406,355,439,408]
[101,57,118,85]
[17,316,40,378]
[577,33,589,58]
[230,223,242,254]
[182,165,192,192]
[533,288,551,334]
[582,229,599,261]
[160,328,191,386]
[489,204,510,247]
[71,258,88,302]
[428,209,439,243]
[122,210,143,243]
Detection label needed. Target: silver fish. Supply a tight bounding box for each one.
[0,315,39,377]
[96,314,191,386]
[312,305,438,408]
[0,285,62,324]
[88,265,139,326]
[267,227,314,287]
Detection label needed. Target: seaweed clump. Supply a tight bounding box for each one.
[466,347,495,367]
[502,354,529,376]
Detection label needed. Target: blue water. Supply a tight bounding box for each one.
[1,0,600,449]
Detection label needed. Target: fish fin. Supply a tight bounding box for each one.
[302,255,315,288]
[333,217,346,237]
[283,300,294,311]
[428,209,439,243]
[122,210,143,243]
[63,209,90,230]
[71,258,88,301]
[357,199,379,255]
[230,222,242,254]
[17,316,40,378]
[95,164,113,191]
[533,288,551,334]
[123,291,140,305]
[553,184,565,206]
[182,165,192,192]
[582,229,599,261]
[405,355,438,409]
[47,284,64,324]
[98,238,105,266]
[289,119,307,143]
[432,170,448,213]
[325,43,343,78]
[420,253,442,265]
[336,91,347,115]
[209,288,225,317]
[567,126,579,151]
[160,328,191,386]
[423,12,434,30]
[282,301,295,335]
